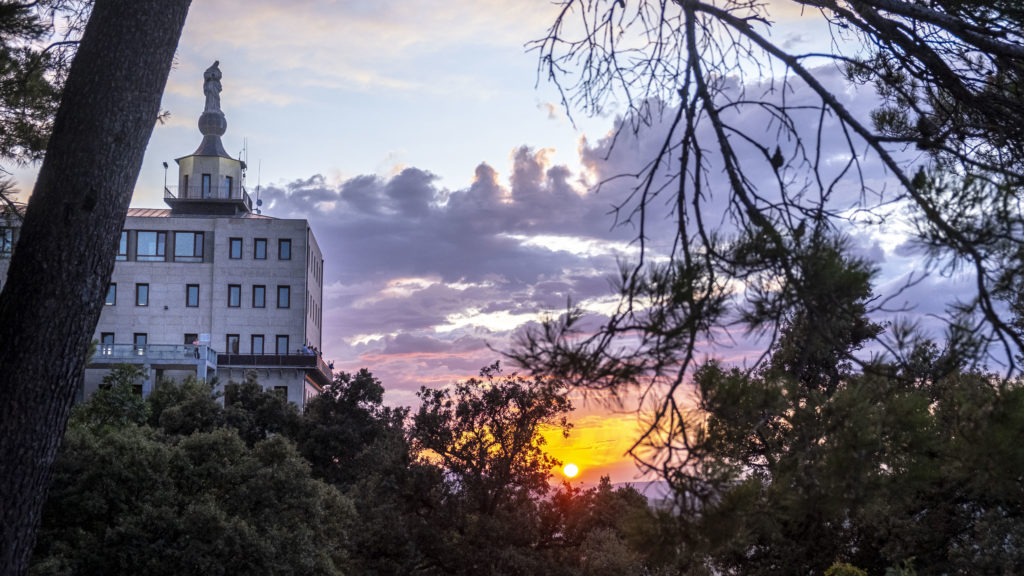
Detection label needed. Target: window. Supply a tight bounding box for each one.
[105,283,116,306]
[101,332,114,356]
[136,231,166,261]
[116,231,127,261]
[182,174,189,197]
[135,284,149,306]
[225,175,234,198]
[174,231,204,262]
[252,285,266,308]
[229,237,242,259]
[277,285,290,308]
[133,333,147,354]
[0,227,11,257]
[251,334,265,354]
[228,284,241,308]
[226,334,240,354]
[201,173,211,198]
[278,238,292,260]
[185,333,198,345]
[276,335,289,354]
[186,284,200,307]
[254,238,267,260]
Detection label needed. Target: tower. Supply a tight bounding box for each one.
[164,61,252,216]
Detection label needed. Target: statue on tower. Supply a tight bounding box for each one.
[203,61,222,113]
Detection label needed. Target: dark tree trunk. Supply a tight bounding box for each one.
[0,1,190,573]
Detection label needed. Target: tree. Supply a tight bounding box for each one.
[297,369,408,487]
[409,362,574,575]
[68,364,149,430]
[224,371,301,446]
[0,0,91,213]
[0,1,190,573]
[31,372,356,576]
[413,362,573,516]
[295,369,442,575]
[516,0,1024,483]
[540,477,678,575]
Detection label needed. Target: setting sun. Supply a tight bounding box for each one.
[562,463,579,478]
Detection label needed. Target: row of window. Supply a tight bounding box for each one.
[229,237,291,261]
[105,283,291,308]
[181,173,234,199]
[306,245,322,284]
[115,231,293,263]
[100,332,292,355]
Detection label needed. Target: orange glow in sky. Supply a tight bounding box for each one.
[542,404,651,484]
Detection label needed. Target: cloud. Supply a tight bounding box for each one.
[265,66,972,406]
[259,146,642,398]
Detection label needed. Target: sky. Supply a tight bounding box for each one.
[9,1,964,484]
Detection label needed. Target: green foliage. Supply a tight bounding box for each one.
[825,563,867,576]
[297,368,408,487]
[224,370,301,446]
[412,362,572,514]
[34,366,672,576]
[0,1,89,166]
[68,365,148,429]
[32,380,355,576]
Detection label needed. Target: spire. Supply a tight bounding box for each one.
[193,61,230,157]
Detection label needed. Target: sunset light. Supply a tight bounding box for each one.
[562,463,579,478]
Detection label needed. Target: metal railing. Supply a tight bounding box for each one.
[164,185,253,212]
[92,343,218,366]
[218,352,333,382]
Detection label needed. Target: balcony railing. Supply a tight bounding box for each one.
[218,353,333,385]
[164,185,253,212]
[91,344,218,367]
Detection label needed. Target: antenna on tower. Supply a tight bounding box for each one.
[254,160,263,215]
[239,138,248,175]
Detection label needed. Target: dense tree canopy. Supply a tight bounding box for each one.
[30,368,675,576]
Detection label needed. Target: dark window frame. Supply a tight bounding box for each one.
[277,285,290,309]
[251,334,265,354]
[278,238,292,260]
[229,237,243,259]
[135,231,167,262]
[105,283,116,306]
[100,332,115,356]
[275,334,289,355]
[252,285,266,308]
[226,334,240,354]
[186,284,200,307]
[135,283,149,307]
[133,333,147,352]
[254,238,267,260]
[174,231,204,262]
[116,230,128,261]
[228,284,241,308]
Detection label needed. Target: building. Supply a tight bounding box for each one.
[0,62,330,409]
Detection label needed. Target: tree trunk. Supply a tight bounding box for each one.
[0,1,191,573]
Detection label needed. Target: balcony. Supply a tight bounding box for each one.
[164,185,253,215]
[90,344,218,373]
[217,353,333,388]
